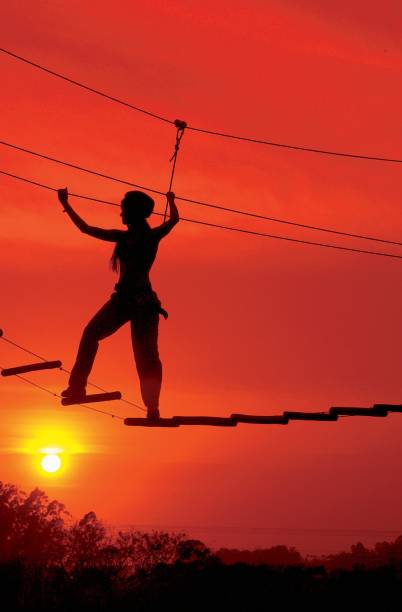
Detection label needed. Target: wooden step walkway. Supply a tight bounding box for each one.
[1,360,62,376]
[61,392,122,406]
[124,405,402,427]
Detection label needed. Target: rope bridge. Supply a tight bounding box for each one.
[2,329,400,428]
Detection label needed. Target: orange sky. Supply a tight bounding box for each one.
[1,1,402,553]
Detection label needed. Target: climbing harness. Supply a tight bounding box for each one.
[112,283,169,319]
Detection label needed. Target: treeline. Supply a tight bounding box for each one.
[217,538,402,571]
[1,481,402,610]
[0,481,212,567]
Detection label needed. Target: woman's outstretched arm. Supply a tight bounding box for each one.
[152,191,180,240]
[58,188,124,242]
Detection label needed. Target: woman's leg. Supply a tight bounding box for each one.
[130,311,162,417]
[66,298,129,393]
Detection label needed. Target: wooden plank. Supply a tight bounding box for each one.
[231,414,289,425]
[284,411,338,421]
[61,391,121,406]
[172,416,237,426]
[124,418,179,427]
[329,406,388,417]
[373,404,402,413]
[1,360,62,376]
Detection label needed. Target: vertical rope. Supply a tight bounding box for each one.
[163,119,187,221]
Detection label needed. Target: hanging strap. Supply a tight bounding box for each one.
[164,119,187,222]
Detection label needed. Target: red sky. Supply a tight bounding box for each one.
[1,1,402,553]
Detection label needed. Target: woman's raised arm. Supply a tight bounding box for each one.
[152,191,180,240]
[58,188,124,242]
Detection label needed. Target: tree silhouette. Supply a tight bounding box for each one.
[0,481,68,564]
[216,544,303,566]
[66,511,107,570]
[114,530,206,576]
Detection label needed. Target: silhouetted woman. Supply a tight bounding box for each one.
[57,188,179,420]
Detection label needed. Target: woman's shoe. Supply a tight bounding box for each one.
[61,386,86,399]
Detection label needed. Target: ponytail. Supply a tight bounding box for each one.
[110,239,123,272]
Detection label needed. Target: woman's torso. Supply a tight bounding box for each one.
[117,226,158,291]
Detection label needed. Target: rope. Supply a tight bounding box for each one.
[164,120,187,221]
[187,125,402,164]
[0,333,146,414]
[2,140,402,248]
[0,140,160,194]
[2,168,402,261]
[0,48,172,126]
[1,47,401,164]
[0,170,120,206]
[1,336,46,362]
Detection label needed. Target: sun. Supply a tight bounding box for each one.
[41,453,62,473]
